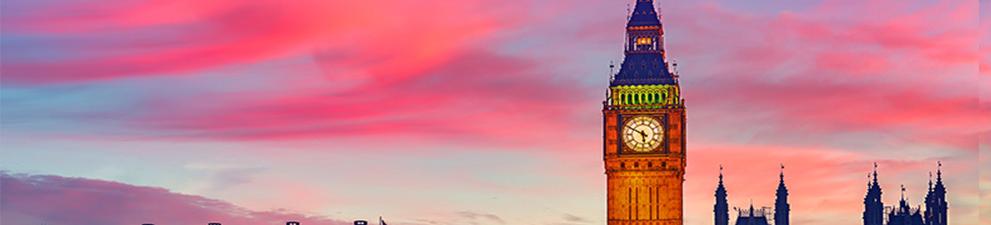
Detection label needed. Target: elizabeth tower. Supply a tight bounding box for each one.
[603,0,685,225]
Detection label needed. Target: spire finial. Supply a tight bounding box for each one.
[929,171,934,190]
[749,199,755,216]
[937,161,943,181]
[900,184,906,200]
[779,163,785,181]
[872,162,879,183]
[719,164,724,183]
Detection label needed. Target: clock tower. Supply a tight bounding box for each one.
[603,0,685,225]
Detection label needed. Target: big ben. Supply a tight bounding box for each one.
[603,0,685,225]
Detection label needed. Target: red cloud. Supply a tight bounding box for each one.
[0,172,349,225]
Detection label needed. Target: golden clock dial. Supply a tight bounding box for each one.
[622,116,663,152]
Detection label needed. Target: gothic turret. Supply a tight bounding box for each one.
[864,163,884,225]
[774,165,789,225]
[715,166,729,225]
[924,162,947,225]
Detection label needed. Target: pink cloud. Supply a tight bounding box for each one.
[116,50,590,148]
[663,0,986,152]
[1,0,519,85]
[682,143,959,225]
[0,172,349,225]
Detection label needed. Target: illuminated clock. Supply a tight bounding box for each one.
[623,116,663,152]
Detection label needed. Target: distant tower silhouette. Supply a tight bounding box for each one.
[924,162,947,225]
[774,164,790,225]
[715,165,729,225]
[887,185,925,225]
[735,201,770,225]
[864,163,884,225]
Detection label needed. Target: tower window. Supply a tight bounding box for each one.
[636,37,653,45]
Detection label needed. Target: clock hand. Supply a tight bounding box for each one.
[626,124,638,131]
[635,128,647,137]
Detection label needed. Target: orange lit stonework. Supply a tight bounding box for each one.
[603,104,685,225]
[604,1,685,224]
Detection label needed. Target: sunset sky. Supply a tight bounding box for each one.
[1,0,988,225]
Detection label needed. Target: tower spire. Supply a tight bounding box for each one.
[775,163,790,225]
[719,164,724,184]
[714,165,729,225]
[863,162,884,225]
[937,161,942,182]
[611,0,675,86]
[927,161,948,225]
[901,184,906,201]
[872,162,878,181]
[779,164,785,182]
[627,0,661,28]
[867,173,872,188]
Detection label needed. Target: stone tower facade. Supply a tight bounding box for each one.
[603,1,686,224]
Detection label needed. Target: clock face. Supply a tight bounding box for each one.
[623,116,663,152]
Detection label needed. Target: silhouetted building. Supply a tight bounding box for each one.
[924,166,948,225]
[354,220,368,225]
[735,204,770,225]
[774,165,790,225]
[713,165,789,225]
[887,187,925,225]
[715,166,730,225]
[208,223,221,225]
[863,162,947,225]
[865,163,885,225]
[287,221,300,225]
